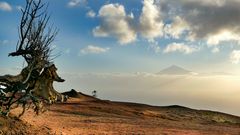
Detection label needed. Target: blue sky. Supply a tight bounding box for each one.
[1,0,240,115]
[1,0,240,74]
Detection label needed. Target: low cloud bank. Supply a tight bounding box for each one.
[56,72,240,116]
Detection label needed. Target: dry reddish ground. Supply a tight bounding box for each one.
[9,95,240,135]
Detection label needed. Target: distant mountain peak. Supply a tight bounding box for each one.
[169,65,185,69]
[158,65,195,75]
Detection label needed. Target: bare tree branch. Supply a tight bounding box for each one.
[0,0,65,117]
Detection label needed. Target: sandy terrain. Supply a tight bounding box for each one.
[3,90,240,135]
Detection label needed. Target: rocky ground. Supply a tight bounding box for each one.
[1,90,240,135]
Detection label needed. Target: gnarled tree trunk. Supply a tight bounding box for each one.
[0,0,66,117]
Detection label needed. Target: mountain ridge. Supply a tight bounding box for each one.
[157,65,196,75]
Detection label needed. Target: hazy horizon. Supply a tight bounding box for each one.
[54,68,240,116]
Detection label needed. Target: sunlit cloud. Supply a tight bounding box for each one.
[139,0,164,41]
[164,16,189,39]
[86,10,96,18]
[211,47,220,53]
[93,3,137,44]
[163,42,199,54]
[93,0,165,44]
[0,1,12,11]
[230,50,240,64]
[148,40,161,53]
[159,0,240,45]
[68,0,86,7]
[80,45,110,54]
[93,0,240,52]
[207,30,240,46]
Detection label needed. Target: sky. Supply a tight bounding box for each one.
[1,0,240,116]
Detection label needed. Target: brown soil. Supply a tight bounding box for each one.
[3,92,240,135]
[0,115,50,135]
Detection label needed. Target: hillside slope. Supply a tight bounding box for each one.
[8,90,240,135]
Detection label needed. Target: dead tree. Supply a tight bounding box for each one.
[0,0,65,117]
[92,90,97,98]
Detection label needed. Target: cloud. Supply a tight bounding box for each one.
[163,42,199,54]
[0,2,12,11]
[58,71,240,116]
[230,50,240,64]
[93,0,164,44]
[164,16,189,39]
[80,45,110,54]
[148,40,160,53]
[68,0,86,7]
[93,3,137,44]
[211,47,220,53]
[92,0,240,58]
[139,0,164,40]
[86,10,96,18]
[158,0,240,46]
[207,31,240,46]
